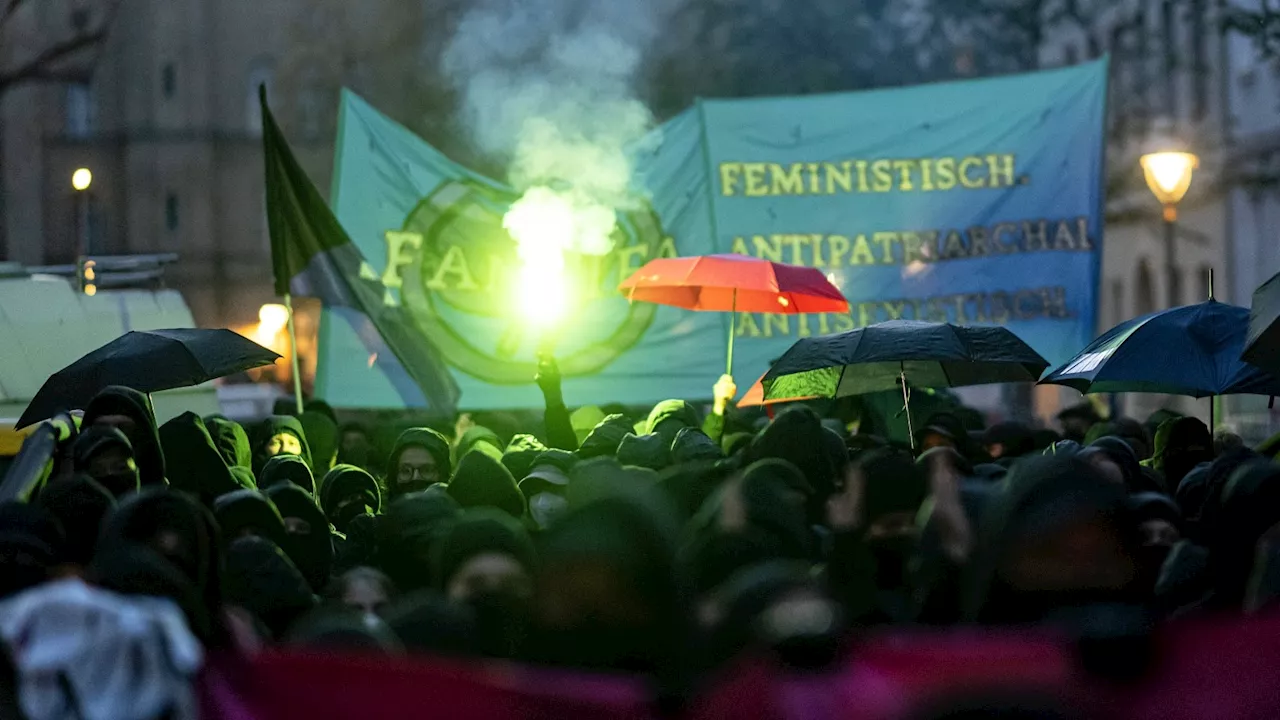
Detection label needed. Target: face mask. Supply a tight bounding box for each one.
[94,470,140,497]
[868,535,916,590]
[529,492,568,530]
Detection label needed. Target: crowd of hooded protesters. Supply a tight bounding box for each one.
[3,364,1280,715]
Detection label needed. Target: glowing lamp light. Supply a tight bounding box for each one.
[255,303,290,346]
[1140,151,1198,220]
[71,168,93,191]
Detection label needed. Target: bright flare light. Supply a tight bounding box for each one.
[503,187,616,329]
[71,168,93,191]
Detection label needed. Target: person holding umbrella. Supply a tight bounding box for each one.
[81,386,167,488]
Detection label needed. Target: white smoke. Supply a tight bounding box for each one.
[443,0,671,256]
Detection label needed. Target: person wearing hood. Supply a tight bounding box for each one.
[1148,416,1213,492]
[1084,418,1152,461]
[961,455,1142,625]
[376,487,462,592]
[386,427,452,499]
[1127,492,1183,592]
[87,541,215,643]
[671,428,723,465]
[337,422,375,472]
[1203,460,1280,612]
[266,483,334,593]
[97,488,228,644]
[71,425,140,497]
[617,433,673,471]
[448,451,526,519]
[453,425,504,464]
[320,464,381,533]
[981,422,1034,464]
[1083,436,1162,495]
[223,535,316,640]
[251,415,312,478]
[433,509,537,658]
[501,434,549,484]
[159,412,253,505]
[576,414,634,460]
[528,495,689,685]
[853,447,930,622]
[518,449,576,530]
[299,409,339,476]
[204,415,252,471]
[259,454,317,495]
[36,475,115,568]
[644,399,702,449]
[0,501,65,599]
[82,385,167,487]
[748,406,837,525]
[213,489,289,550]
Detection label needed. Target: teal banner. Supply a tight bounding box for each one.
[319,60,1107,410]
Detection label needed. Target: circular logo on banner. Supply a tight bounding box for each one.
[396,179,665,385]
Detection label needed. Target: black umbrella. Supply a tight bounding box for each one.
[17,329,280,428]
[762,320,1049,447]
[1245,271,1280,374]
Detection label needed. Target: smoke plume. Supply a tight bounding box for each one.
[443,0,672,257]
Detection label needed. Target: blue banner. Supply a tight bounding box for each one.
[319,60,1107,410]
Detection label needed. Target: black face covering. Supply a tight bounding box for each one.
[467,589,530,660]
[1136,544,1174,590]
[868,535,915,591]
[92,469,141,498]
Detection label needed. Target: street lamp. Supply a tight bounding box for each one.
[71,167,93,259]
[1140,145,1198,308]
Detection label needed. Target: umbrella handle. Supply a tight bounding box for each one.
[901,363,915,451]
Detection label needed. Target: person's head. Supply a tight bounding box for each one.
[982,422,1034,460]
[964,455,1140,624]
[644,400,701,447]
[251,415,311,478]
[319,464,381,532]
[1153,416,1214,490]
[386,428,451,498]
[71,426,139,497]
[1057,403,1102,444]
[858,447,929,589]
[259,454,316,495]
[0,501,64,599]
[375,487,462,593]
[1205,460,1280,609]
[213,489,288,550]
[159,412,252,505]
[327,566,397,617]
[36,475,115,567]
[98,489,223,614]
[223,535,315,640]
[749,406,837,523]
[448,451,526,519]
[1127,492,1183,589]
[265,483,333,592]
[577,414,635,460]
[517,449,576,530]
[204,415,251,470]
[339,423,370,455]
[433,509,536,604]
[82,386,166,487]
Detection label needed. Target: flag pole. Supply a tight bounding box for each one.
[285,292,304,415]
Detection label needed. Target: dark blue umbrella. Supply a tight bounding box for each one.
[761,320,1049,446]
[1041,300,1280,398]
[1245,271,1280,374]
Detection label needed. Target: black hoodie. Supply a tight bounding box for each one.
[1151,417,1213,492]
[299,410,338,476]
[265,483,333,592]
[71,425,139,497]
[82,385,166,487]
[259,455,317,495]
[159,412,253,506]
[386,427,452,498]
[448,451,526,519]
[376,487,462,592]
[36,475,115,566]
[223,535,316,640]
[961,455,1140,624]
[213,488,289,550]
[251,415,313,478]
[98,488,226,640]
[748,406,837,523]
[319,464,381,532]
[204,415,252,470]
[1205,460,1280,611]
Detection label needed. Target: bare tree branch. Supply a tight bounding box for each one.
[0,29,105,92]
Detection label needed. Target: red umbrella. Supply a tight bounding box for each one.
[619,254,848,375]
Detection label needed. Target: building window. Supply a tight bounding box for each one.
[1136,260,1156,316]
[165,194,179,231]
[162,63,176,99]
[246,58,274,136]
[64,83,94,138]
